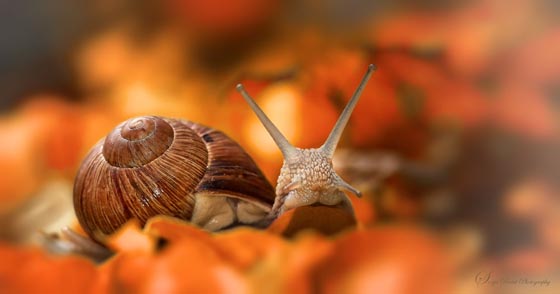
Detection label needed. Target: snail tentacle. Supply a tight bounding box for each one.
[236,84,298,159]
[320,64,376,157]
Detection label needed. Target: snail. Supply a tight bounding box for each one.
[49,64,375,257]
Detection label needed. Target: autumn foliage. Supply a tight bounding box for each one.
[0,216,450,293]
[0,0,559,293]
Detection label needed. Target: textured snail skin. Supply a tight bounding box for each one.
[73,116,275,242]
[272,148,354,217]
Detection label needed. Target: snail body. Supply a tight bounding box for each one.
[72,65,375,244]
[74,116,275,241]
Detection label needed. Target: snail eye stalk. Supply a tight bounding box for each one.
[320,64,376,158]
[236,84,298,159]
[236,64,376,161]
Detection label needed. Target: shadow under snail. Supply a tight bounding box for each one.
[53,64,376,256]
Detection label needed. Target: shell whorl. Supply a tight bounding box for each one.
[102,116,175,168]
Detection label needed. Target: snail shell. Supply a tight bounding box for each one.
[73,116,275,242]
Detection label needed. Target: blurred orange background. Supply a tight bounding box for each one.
[0,0,559,293]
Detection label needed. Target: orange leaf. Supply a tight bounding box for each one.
[0,243,96,294]
[107,238,247,293]
[214,228,287,270]
[106,220,155,254]
[144,215,212,243]
[315,226,452,294]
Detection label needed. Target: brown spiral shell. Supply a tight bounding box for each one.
[73,116,275,241]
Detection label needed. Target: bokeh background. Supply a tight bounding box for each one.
[0,0,559,293]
